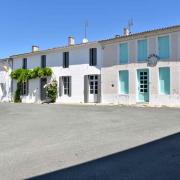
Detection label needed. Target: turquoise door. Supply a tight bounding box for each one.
[137,69,149,102]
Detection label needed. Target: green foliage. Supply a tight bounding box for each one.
[30,67,40,79]
[10,69,23,79]
[10,67,53,82]
[46,80,58,103]
[18,69,31,83]
[43,67,53,76]
[14,82,21,103]
[11,67,53,103]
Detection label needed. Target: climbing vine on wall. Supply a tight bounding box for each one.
[10,67,53,103]
[10,67,52,83]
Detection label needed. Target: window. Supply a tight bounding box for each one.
[63,52,69,68]
[138,39,148,61]
[22,58,27,69]
[21,81,28,96]
[119,70,129,94]
[89,75,98,95]
[159,67,170,95]
[41,55,46,68]
[60,76,71,96]
[89,48,97,66]
[158,36,170,60]
[119,42,128,64]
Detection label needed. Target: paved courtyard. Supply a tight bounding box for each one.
[0,103,180,180]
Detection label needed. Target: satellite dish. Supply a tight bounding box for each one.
[82,38,89,43]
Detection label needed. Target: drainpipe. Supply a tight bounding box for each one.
[9,58,13,102]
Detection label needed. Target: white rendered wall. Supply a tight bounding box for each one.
[12,44,101,103]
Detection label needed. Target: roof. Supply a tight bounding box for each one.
[10,41,99,59]
[9,25,180,59]
[0,58,10,62]
[100,25,180,44]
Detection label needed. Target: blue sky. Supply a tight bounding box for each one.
[0,0,179,58]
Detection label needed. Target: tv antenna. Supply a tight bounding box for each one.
[84,20,88,39]
[128,18,134,34]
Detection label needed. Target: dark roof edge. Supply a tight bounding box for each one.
[100,25,180,43]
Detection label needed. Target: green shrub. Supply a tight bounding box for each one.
[46,80,57,103]
[14,82,21,103]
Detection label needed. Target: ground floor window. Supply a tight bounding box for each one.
[21,81,28,96]
[119,70,129,94]
[159,67,170,95]
[89,75,98,95]
[59,76,71,96]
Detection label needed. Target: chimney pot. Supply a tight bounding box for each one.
[68,36,75,46]
[123,28,129,36]
[32,45,39,52]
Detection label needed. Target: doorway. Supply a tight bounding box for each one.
[137,69,149,102]
[40,78,47,101]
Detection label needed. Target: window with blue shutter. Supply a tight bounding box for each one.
[119,70,129,94]
[119,43,128,64]
[158,36,170,60]
[159,67,170,95]
[138,39,148,62]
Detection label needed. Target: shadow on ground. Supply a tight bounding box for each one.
[28,133,180,180]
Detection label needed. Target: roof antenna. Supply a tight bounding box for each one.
[83,20,89,43]
[128,18,134,34]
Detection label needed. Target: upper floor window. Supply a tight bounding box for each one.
[22,58,27,69]
[119,70,129,94]
[138,39,148,62]
[89,48,97,66]
[63,52,69,68]
[158,35,170,60]
[119,42,128,64]
[41,55,46,68]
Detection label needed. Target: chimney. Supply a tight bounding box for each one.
[68,36,75,46]
[123,28,129,36]
[32,45,39,53]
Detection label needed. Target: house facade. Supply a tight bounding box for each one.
[11,39,102,104]
[0,58,12,102]
[2,25,180,106]
[100,26,180,106]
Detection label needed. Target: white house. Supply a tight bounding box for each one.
[0,58,12,102]
[11,37,102,104]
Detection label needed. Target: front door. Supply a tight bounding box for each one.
[40,78,47,101]
[137,69,149,102]
[89,75,98,103]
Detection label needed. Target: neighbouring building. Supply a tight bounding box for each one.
[100,25,180,106]
[10,38,102,104]
[0,58,12,102]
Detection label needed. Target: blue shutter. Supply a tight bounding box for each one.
[138,39,147,61]
[158,36,170,60]
[159,67,170,95]
[119,43,128,64]
[119,70,129,94]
